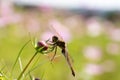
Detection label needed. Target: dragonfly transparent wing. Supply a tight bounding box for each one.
[49,24,64,41]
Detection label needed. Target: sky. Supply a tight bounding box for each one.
[13,0,120,10]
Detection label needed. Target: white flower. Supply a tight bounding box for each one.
[64,16,79,28]
[86,18,103,37]
[109,28,120,41]
[84,63,103,76]
[106,42,120,55]
[83,46,102,61]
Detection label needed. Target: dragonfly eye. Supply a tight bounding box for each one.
[52,36,58,42]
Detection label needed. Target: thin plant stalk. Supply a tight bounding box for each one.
[17,51,38,80]
[25,60,48,77]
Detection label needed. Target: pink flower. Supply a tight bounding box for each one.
[106,42,120,55]
[9,14,22,23]
[0,17,8,27]
[1,1,14,17]
[26,18,40,33]
[0,1,22,27]
[64,16,79,28]
[86,18,103,37]
[83,46,102,61]
[108,28,120,41]
[1,14,22,24]
[36,41,48,52]
[84,63,103,75]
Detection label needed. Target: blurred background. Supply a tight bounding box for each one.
[1,0,120,80]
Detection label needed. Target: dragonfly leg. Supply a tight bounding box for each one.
[46,39,54,46]
[41,46,55,54]
[51,46,57,61]
[45,38,50,43]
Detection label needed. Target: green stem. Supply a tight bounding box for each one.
[17,51,38,80]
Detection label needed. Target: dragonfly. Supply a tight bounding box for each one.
[46,26,75,77]
[35,25,75,76]
[48,35,75,76]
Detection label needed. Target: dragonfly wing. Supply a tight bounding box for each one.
[49,23,64,41]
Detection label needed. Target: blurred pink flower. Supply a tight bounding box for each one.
[26,18,40,33]
[102,60,116,72]
[108,28,120,41]
[49,19,72,42]
[83,46,102,61]
[0,14,22,27]
[84,63,103,75]
[0,17,7,27]
[0,1,22,27]
[86,18,103,37]
[9,14,22,23]
[64,16,79,28]
[1,1,14,16]
[106,42,120,55]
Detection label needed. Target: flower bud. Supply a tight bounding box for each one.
[35,78,40,80]
[36,41,48,52]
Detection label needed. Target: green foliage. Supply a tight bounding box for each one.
[0,26,120,80]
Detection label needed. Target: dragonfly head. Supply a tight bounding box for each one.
[52,35,58,42]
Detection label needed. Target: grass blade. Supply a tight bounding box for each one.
[28,72,33,80]
[0,66,8,80]
[11,40,31,74]
[18,57,25,79]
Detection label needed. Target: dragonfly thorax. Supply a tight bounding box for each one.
[56,41,65,49]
